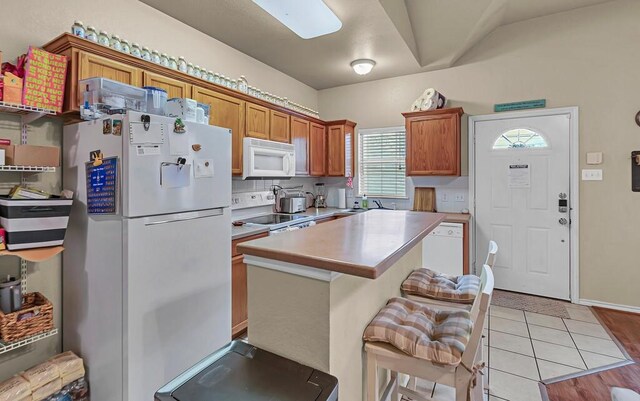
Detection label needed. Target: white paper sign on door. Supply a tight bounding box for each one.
[508,164,530,188]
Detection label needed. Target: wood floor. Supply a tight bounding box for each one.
[543,307,640,401]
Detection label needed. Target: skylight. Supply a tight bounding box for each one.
[252,0,342,39]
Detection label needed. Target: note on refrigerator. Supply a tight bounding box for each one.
[169,131,189,156]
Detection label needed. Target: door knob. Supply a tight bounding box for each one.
[559,218,568,225]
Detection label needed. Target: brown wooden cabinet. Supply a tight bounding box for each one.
[193,86,245,175]
[291,117,310,175]
[77,52,141,108]
[269,110,290,143]
[326,120,356,177]
[231,232,268,338]
[309,122,326,176]
[142,71,191,99]
[246,102,270,140]
[404,108,463,176]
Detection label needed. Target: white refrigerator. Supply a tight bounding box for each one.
[62,111,231,401]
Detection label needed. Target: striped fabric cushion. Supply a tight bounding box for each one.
[401,269,481,304]
[363,297,473,365]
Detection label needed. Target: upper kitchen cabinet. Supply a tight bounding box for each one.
[291,117,310,175]
[246,102,270,140]
[142,71,191,99]
[403,108,464,176]
[326,120,356,177]
[269,110,290,143]
[309,122,326,176]
[77,52,142,110]
[193,86,245,175]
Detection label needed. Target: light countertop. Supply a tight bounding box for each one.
[232,225,269,240]
[237,210,446,279]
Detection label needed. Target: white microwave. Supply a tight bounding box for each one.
[242,138,296,179]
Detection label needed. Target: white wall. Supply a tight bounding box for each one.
[319,0,640,308]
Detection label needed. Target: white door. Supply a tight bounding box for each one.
[123,208,231,401]
[474,112,572,300]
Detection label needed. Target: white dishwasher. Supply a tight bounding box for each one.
[422,222,464,276]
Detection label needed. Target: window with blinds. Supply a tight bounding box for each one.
[358,127,407,198]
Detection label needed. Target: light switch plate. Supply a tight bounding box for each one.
[586,152,603,165]
[582,169,603,181]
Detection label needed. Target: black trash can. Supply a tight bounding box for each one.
[155,341,338,401]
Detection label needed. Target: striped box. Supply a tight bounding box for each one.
[0,197,73,250]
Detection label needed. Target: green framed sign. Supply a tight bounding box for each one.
[494,99,546,112]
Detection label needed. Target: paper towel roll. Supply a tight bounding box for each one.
[338,188,346,209]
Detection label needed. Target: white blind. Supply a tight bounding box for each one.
[358,128,406,198]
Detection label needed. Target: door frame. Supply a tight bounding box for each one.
[469,107,580,303]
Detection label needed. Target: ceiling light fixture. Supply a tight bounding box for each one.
[252,0,342,39]
[350,59,376,75]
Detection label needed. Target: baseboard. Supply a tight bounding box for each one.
[578,298,640,314]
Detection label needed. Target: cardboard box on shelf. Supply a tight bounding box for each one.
[3,72,22,105]
[0,145,60,167]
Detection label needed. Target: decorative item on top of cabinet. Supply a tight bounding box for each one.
[403,108,463,176]
[326,120,356,177]
[193,86,245,175]
[309,122,326,176]
[269,110,290,143]
[291,116,310,175]
[246,102,270,140]
[142,71,191,99]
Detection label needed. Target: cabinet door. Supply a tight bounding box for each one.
[344,123,355,178]
[327,125,345,176]
[309,122,326,176]
[142,71,191,99]
[231,255,247,337]
[291,117,310,175]
[270,110,290,143]
[406,112,460,176]
[78,52,142,107]
[193,87,245,175]
[246,102,270,140]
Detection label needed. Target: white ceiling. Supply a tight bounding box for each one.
[140,0,614,89]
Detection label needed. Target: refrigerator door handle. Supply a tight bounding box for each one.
[144,208,224,226]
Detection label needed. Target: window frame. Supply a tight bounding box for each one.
[357,126,408,199]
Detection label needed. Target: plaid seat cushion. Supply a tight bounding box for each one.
[363,297,473,365]
[401,269,481,304]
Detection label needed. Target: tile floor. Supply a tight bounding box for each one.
[407,303,628,401]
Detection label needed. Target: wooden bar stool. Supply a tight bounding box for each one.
[363,265,494,401]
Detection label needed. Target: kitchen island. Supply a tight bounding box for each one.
[237,210,446,401]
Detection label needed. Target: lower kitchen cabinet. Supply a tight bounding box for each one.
[231,232,268,338]
[231,255,248,337]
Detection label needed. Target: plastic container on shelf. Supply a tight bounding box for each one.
[151,50,161,64]
[80,77,147,115]
[186,63,195,76]
[193,65,202,79]
[237,75,248,93]
[143,86,168,116]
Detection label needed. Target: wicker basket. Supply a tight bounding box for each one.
[0,292,53,343]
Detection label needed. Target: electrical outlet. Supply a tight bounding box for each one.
[454,194,465,202]
[582,169,603,181]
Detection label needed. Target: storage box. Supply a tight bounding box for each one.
[0,145,60,167]
[0,197,72,250]
[80,77,146,112]
[3,72,23,105]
